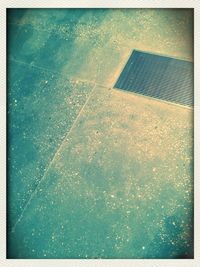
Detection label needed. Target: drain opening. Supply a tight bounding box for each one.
[114,50,193,107]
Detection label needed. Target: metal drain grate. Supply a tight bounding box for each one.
[114,50,193,107]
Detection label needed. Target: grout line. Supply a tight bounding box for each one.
[10,83,97,233]
[9,57,59,75]
[8,57,110,89]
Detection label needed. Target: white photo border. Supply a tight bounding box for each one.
[1,1,199,266]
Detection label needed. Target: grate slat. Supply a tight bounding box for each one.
[114,50,193,107]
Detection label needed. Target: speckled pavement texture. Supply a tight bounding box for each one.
[7,9,193,258]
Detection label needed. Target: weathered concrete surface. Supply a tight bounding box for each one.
[8,9,193,258]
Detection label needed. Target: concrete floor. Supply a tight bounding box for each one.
[7,9,193,258]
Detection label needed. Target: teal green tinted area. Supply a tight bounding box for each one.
[7,9,193,259]
[8,64,94,231]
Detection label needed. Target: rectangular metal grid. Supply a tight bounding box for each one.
[114,50,193,107]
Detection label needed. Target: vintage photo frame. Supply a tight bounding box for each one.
[0,0,199,266]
